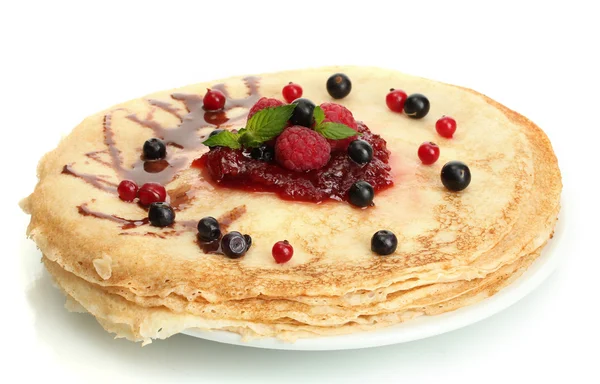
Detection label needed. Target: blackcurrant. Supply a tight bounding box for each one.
[221,231,248,259]
[371,230,398,256]
[403,94,430,119]
[143,138,166,160]
[348,180,374,207]
[209,129,224,137]
[347,140,373,165]
[250,145,274,162]
[289,98,316,128]
[197,217,221,242]
[326,73,352,99]
[148,202,175,227]
[441,161,471,191]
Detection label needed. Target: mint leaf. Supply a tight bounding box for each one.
[239,104,295,147]
[313,106,325,125]
[315,122,358,140]
[202,130,241,149]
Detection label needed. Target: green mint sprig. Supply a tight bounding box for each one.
[313,105,358,140]
[202,103,357,150]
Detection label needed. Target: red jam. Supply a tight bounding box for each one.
[193,122,393,203]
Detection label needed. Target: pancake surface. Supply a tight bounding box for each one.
[21,66,561,343]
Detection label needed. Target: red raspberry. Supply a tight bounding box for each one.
[275,126,330,172]
[247,97,284,121]
[320,102,358,152]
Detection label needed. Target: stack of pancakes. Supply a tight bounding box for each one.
[21,66,561,344]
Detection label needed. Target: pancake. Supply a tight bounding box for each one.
[45,247,540,344]
[21,66,561,343]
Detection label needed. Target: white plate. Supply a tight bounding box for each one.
[182,200,566,351]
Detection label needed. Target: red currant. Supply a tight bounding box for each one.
[418,142,440,165]
[203,88,226,111]
[282,82,303,103]
[117,180,138,202]
[436,116,457,138]
[272,240,293,264]
[385,88,408,113]
[138,182,167,205]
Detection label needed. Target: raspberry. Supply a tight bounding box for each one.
[275,126,330,172]
[320,102,358,152]
[247,97,284,121]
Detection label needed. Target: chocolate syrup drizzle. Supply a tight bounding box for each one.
[63,77,260,237]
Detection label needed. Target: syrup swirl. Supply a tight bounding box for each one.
[77,203,148,230]
[63,77,261,236]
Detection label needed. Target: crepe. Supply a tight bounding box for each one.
[45,247,539,344]
[21,66,561,343]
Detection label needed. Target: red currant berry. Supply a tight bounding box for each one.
[282,82,303,103]
[436,116,457,138]
[418,142,440,165]
[203,88,226,111]
[138,182,167,206]
[117,180,138,202]
[272,240,293,264]
[385,88,408,113]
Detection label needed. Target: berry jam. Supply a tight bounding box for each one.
[194,122,393,203]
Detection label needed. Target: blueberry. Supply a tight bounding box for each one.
[221,231,247,259]
[441,161,471,191]
[371,230,398,256]
[197,216,221,242]
[326,73,352,99]
[143,138,166,160]
[289,98,315,128]
[148,202,175,227]
[250,145,274,162]
[347,140,373,165]
[403,94,430,119]
[243,234,252,252]
[348,180,374,207]
[209,129,224,137]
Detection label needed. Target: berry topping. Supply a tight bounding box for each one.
[272,240,293,264]
[197,216,221,242]
[221,231,247,259]
[282,82,303,103]
[417,142,440,165]
[143,138,166,160]
[148,202,175,227]
[436,116,457,138]
[138,182,167,206]
[347,140,373,165]
[403,94,430,119]
[243,234,252,252]
[441,161,471,191]
[117,180,138,202]
[209,129,224,138]
[386,88,408,113]
[250,144,275,162]
[371,230,398,255]
[348,180,374,207]
[203,88,226,111]
[326,73,352,99]
[289,98,316,128]
[247,97,284,121]
[320,102,358,151]
[275,126,330,172]
[199,122,392,203]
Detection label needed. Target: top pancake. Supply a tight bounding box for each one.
[21,66,561,302]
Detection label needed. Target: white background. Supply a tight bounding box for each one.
[2,0,599,382]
